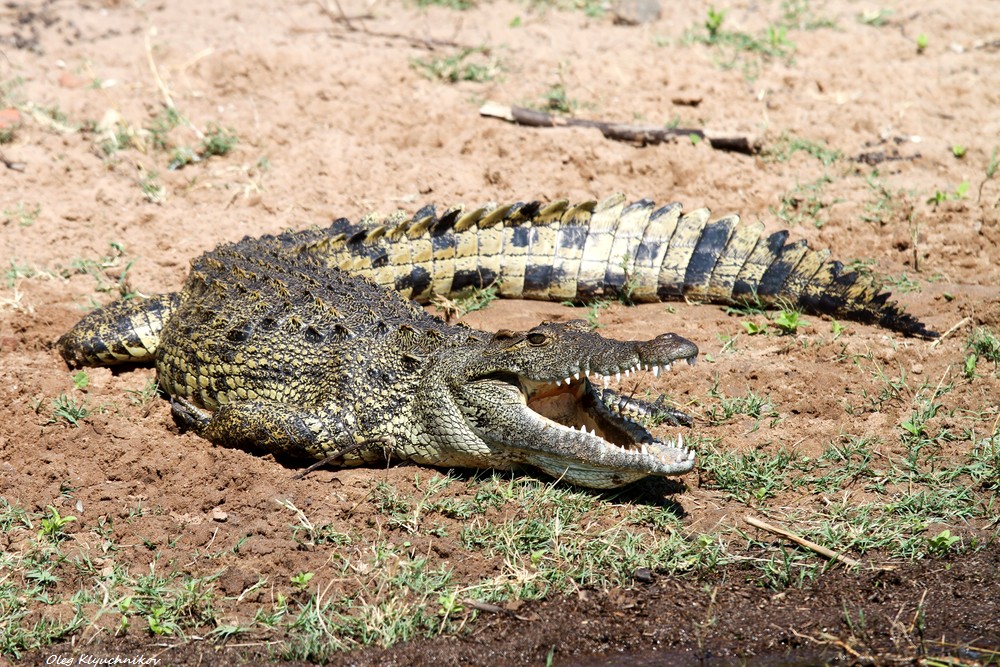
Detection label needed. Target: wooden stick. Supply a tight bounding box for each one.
[479,102,759,155]
[930,316,970,348]
[744,515,863,568]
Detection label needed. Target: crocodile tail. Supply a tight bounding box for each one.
[299,195,937,338]
[58,293,180,366]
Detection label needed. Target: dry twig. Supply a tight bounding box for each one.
[744,515,866,569]
[479,102,759,155]
[930,316,971,348]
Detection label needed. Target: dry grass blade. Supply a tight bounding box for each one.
[745,515,867,569]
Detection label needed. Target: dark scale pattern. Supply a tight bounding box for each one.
[58,195,937,489]
[155,236,466,462]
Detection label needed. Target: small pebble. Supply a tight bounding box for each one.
[612,0,661,25]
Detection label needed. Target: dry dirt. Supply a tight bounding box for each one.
[2,0,999,664]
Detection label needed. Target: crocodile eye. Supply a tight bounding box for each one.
[526,332,547,346]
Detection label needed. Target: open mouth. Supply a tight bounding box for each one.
[519,358,697,472]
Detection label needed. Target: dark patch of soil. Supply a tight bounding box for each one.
[26,546,1000,666]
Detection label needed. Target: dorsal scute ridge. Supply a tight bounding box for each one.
[281,196,935,337]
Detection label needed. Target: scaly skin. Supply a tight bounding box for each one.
[58,194,935,489]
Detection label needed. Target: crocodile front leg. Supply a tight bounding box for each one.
[170,396,386,465]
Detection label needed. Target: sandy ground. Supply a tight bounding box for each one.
[1,0,999,664]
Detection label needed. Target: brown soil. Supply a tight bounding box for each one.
[2,0,999,665]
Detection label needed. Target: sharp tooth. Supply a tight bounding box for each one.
[652,365,660,378]
[574,371,581,380]
[564,376,572,385]
[556,378,563,386]
[641,443,649,456]
[677,433,684,450]
[603,375,610,388]
[615,371,621,383]
[624,368,630,378]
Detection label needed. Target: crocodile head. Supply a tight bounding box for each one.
[431,319,698,489]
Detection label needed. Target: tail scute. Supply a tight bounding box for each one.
[290,196,937,338]
[58,293,180,367]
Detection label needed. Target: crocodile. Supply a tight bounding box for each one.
[57,194,936,489]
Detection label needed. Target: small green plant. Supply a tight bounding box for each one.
[772,175,838,227]
[706,380,780,430]
[99,124,135,156]
[764,135,841,167]
[38,505,77,540]
[963,353,978,380]
[4,260,38,288]
[432,280,500,321]
[411,48,501,83]
[3,202,41,226]
[62,242,137,299]
[616,253,639,305]
[780,0,838,30]
[167,146,197,170]
[705,6,726,38]
[915,33,929,53]
[964,327,1000,379]
[199,124,238,158]
[291,572,315,590]
[683,6,797,76]
[166,124,238,171]
[126,378,161,412]
[71,370,89,390]
[48,394,91,427]
[951,144,966,158]
[723,293,766,317]
[139,170,167,204]
[980,147,999,201]
[767,25,791,52]
[145,106,182,151]
[146,605,177,636]
[542,83,575,114]
[926,181,969,208]
[861,171,902,226]
[584,300,608,329]
[926,529,960,556]
[742,320,767,335]
[882,273,921,294]
[774,309,807,335]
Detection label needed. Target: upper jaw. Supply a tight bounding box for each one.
[520,331,699,388]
